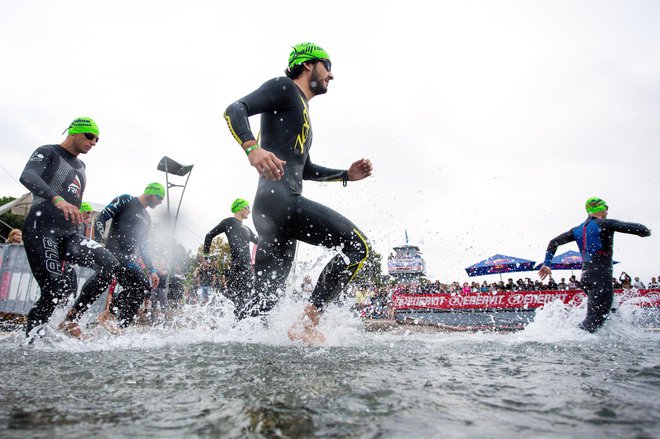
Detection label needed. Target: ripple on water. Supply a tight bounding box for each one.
[0,300,658,438]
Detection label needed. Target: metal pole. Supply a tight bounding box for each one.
[164,168,193,303]
[172,169,193,234]
[163,160,173,303]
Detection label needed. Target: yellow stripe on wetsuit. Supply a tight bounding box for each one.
[347,228,370,283]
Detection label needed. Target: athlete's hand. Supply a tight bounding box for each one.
[248,147,286,181]
[348,158,373,182]
[150,272,160,289]
[54,198,84,224]
[538,265,552,280]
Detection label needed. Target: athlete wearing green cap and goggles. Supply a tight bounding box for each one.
[285,42,331,78]
[231,198,250,213]
[144,182,166,199]
[540,195,650,333]
[585,197,608,215]
[80,202,94,213]
[64,117,100,142]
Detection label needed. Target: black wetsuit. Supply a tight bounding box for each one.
[224,76,370,314]
[204,217,258,318]
[20,145,119,335]
[93,194,156,327]
[544,216,651,332]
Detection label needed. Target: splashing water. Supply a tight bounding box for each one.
[1,280,658,438]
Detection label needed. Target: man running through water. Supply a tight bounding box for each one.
[63,183,163,330]
[20,117,119,338]
[203,198,258,319]
[539,197,651,332]
[224,42,373,343]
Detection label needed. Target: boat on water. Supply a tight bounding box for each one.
[387,244,427,279]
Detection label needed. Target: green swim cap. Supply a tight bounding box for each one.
[80,202,94,213]
[231,198,250,213]
[287,42,330,69]
[144,182,166,198]
[67,117,99,136]
[585,197,608,214]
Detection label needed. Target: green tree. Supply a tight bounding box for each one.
[186,236,233,287]
[352,247,384,288]
[0,196,26,241]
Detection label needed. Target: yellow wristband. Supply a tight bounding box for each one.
[245,144,261,156]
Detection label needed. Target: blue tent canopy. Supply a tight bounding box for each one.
[465,254,536,277]
[534,250,620,270]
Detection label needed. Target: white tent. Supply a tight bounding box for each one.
[0,193,32,216]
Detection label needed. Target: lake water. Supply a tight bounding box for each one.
[1,298,658,438]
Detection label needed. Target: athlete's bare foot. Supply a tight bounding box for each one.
[97,310,124,335]
[58,320,86,339]
[288,304,326,346]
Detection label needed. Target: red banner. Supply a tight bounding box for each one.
[392,289,660,310]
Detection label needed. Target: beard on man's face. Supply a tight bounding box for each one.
[309,68,328,95]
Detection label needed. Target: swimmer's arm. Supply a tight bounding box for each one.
[302,155,346,182]
[93,195,131,243]
[601,219,651,237]
[543,230,575,267]
[224,78,296,147]
[203,220,229,254]
[19,146,59,201]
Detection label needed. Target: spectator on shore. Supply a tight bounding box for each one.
[568,275,579,290]
[525,278,535,291]
[547,277,558,290]
[633,276,646,289]
[5,229,23,244]
[619,272,632,289]
[649,277,659,288]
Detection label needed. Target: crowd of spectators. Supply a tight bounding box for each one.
[350,272,660,320]
[352,288,393,320]
[372,271,660,296]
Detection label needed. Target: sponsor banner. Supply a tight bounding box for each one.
[392,289,660,310]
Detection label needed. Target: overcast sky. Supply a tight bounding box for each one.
[1,0,658,283]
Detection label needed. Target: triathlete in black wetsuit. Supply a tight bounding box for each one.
[539,197,651,332]
[19,117,119,337]
[203,198,258,319]
[82,183,164,328]
[224,42,373,343]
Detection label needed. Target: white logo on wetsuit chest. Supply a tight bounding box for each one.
[67,175,83,197]
[30,152,45,162]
